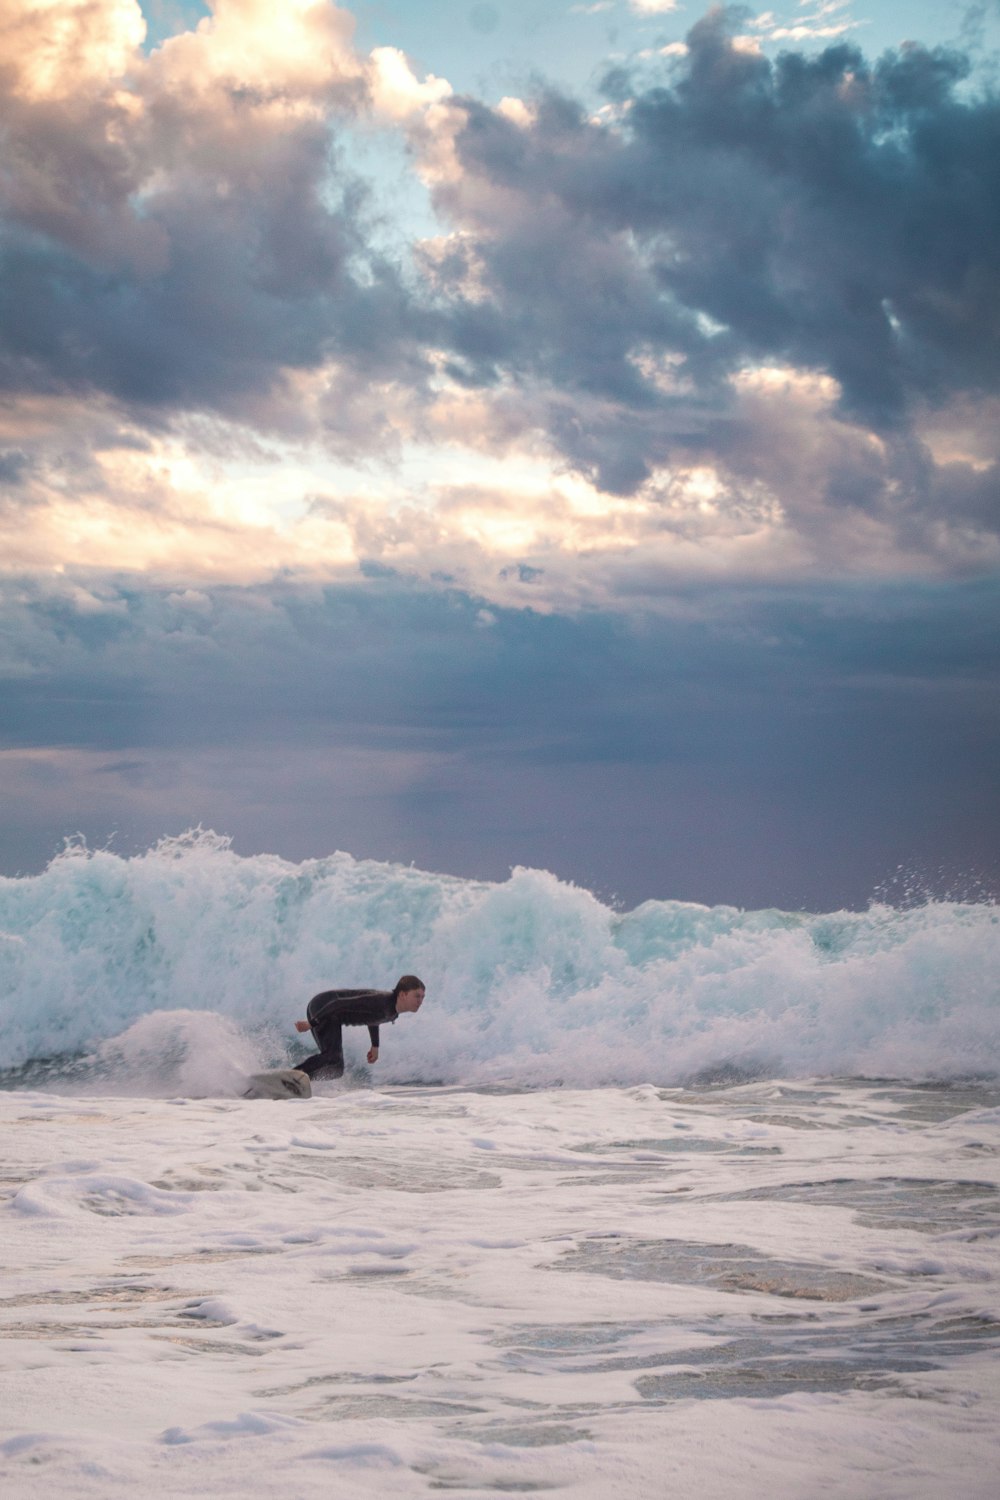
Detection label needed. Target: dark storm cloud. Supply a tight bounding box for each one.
[0,124,428,417]
[430,7,1000,498]
[0,448,29,484]
[4,570,997,754]
[0,5,434,430]
[1,570,997,906]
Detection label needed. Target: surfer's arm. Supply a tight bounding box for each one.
[367,1024,379,1064]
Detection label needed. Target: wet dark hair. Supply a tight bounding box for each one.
[394,974,425,996]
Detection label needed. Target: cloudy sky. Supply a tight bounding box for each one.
[1,0,998,910]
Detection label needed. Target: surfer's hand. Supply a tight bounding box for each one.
[294,1020,311,1033]
[367,1047,379,1064]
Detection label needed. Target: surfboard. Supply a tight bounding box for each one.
[241,1069,312,1100]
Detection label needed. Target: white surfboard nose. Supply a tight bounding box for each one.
[241,1069,312,1100]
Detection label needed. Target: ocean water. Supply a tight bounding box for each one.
[1,830,998,1090]
[1,834,999,1497]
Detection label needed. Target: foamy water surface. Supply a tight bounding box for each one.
[2,1079,999,1498]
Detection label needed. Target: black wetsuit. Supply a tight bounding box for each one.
[297,989,398,1079]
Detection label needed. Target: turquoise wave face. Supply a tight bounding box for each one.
[0,830,998,1086]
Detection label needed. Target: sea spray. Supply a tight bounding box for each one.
[0,830,997,1087]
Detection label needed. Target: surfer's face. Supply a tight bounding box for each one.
[397,987,425,1013]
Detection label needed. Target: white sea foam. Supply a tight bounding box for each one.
[1,1079,999,1498]
[0,830,997,1087]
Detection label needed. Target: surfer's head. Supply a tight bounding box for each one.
[394,975,426,1013]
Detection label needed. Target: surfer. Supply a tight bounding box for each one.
[293,975,426,1079]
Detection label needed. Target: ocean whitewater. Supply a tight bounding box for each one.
[1,835,999,1497]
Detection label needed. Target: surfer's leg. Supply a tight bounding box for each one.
[305,995,326,1050]
[297,1023,344,1078]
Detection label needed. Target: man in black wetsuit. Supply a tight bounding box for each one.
[293,975,425,1079]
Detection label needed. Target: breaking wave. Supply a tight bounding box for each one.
[0,831,997,1091]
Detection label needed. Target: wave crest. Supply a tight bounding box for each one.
[1,830,997,1087]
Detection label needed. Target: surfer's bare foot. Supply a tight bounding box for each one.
[294,1019,311,1033]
